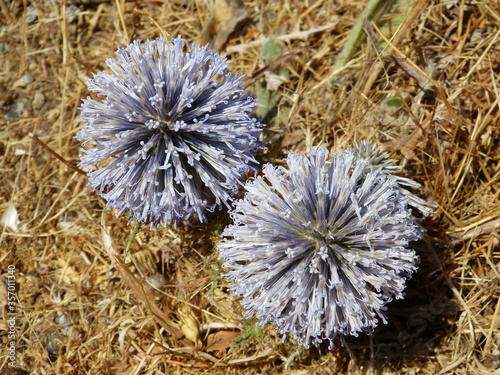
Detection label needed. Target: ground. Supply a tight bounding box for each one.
[0,0,499,374]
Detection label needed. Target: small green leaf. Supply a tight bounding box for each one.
[385,97,402,107]
[230,317,263,351]
[261,37,283,63]
[204,262,221,305]
[255,80,281,120]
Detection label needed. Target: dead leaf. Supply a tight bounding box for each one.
[196,0,247,52]
[205,329,240,351]
[178,307,202,348]
[1,204,20,232]
[53,259,80,284]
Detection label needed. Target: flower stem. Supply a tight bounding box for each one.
[125,219,142,252]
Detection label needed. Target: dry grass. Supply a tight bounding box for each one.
[1,0,499,374]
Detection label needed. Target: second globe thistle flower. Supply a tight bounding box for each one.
[346,142,436,216]
[77,37,262,226]
[218,148,423,349]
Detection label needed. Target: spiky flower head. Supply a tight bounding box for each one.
[218,147,423,349]
[76,36,262,226]
[347,141,436,216]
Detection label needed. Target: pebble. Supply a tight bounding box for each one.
[4,102,24,123]
[12,74,33,89]
[3,99,29,123]
[47,333,62,356]
[65,5,81,24]
[25,5,38,24]
[32,92,45,110]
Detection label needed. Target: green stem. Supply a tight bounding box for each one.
[331,0,393,76]
[285,345,306,369]
[125,219,142,252]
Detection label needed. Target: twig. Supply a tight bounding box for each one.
[362,0,429,94]
[427,238,488,339]
[448,217,500,244]
[225,22,337,54]
[371,21,458,121]
[363,0,429,95]
[463,27,500,81]
[133,8,171,41]
[0,0,12,24]
[115,0,128,39]
[29,133,87,176]
[101,214,186,341]
[69,51,97,75]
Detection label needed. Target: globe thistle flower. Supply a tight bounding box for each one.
[346,141,436,216]
[76,37,262,226]
[218,148,423,349]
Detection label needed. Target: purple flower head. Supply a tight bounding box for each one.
[77,37,262,226]
[218,148,423,349]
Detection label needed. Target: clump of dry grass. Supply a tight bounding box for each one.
[0,0,499,374]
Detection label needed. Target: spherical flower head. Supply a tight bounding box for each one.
[76,36,262,226]
[218,148,423,349]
